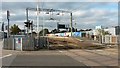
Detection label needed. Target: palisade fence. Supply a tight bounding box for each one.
[22,36,35,51]
[3,37,13,50]
[118,35,120,45]
[3,35,48,51]
[102,35,118,45]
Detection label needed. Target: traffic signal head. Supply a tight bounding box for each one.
[24,21,33,28]
[24,22,29,27]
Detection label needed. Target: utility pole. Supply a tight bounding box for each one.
[26,8,29,35]
[70,13,73,37]
[30,20,33,36]
[36,0,40,47]
[37,0,39,35]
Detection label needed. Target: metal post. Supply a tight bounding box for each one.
[26,8,29,35]
[7,11,10,49]
[24,25,25,35]
[57,22,59,31]
[7,19,10,38]
[75,23,77,32]
[42,19,44,37]
[36,0,40,47]
[2,22,5,49]
[26,8,29,21]
[70,13,73,37]
[30,21,33,37]
[7,10,10,38]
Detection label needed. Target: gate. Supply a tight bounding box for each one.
[14,37,22,50]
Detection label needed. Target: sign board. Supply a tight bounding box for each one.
[15,37,22,51]
[16,38,21,43]
[58,24,65,29]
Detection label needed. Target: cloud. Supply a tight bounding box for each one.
[1,2,118,31]
[2,0,119,2]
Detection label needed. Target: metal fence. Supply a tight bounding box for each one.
[3,37,13,50]
[34,37,48,49]
[22,36,35,51]
[102,35,118,45]
[3,35,48,51]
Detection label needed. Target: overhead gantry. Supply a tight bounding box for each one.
[25,8,73,36]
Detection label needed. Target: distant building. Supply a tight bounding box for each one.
[115,26,120,35]
[104,26,120,35]
[94,25,103,36]
[94,25,120,36]
[93,25,120,41]
[95,25,103,29]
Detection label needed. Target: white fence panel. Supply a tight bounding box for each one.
[102,35,118,44]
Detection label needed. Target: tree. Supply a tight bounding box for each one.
[39,28,49,36]
[68,27,76,32]
[10,24,21,35]
[97,29,110,36]
[97,29,110,43]
[51,29,59,34]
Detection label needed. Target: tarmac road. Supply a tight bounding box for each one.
[0,40,119,68]
[1,49,119,68]
[0,40,3,67]
[2,50,86,68]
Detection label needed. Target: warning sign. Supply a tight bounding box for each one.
[16,38,21,43]
[18,38,21,43]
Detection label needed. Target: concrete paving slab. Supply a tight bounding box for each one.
[87,56,113,62]
[101,60,118,66]
[81,60,102,66]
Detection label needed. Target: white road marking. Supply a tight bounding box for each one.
[96,50,103,51]
[59,51,63,53]
[85,50,103,51]
[0,54,12,59]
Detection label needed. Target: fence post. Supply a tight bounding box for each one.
[109,35,111,45]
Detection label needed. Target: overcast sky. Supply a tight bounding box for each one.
[0,2,118,31]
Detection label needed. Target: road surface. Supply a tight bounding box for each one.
[0,40,119,68]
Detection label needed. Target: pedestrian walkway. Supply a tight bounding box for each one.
[60,49,118,66]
